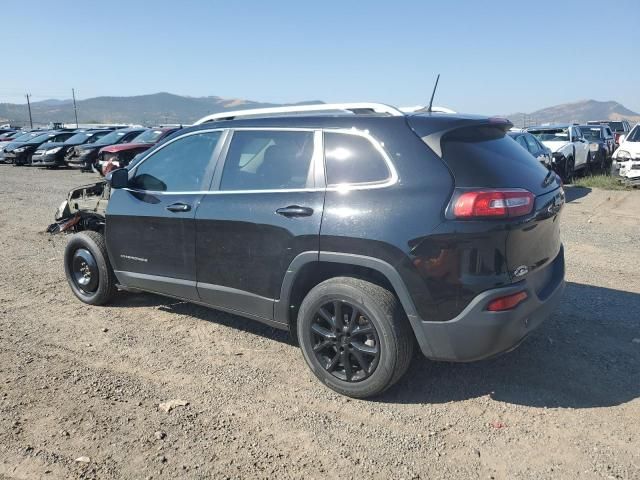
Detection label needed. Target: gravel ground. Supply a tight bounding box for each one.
[0,165,638,480]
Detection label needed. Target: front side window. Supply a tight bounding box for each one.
[130,131,221,192]
[220,130,314,190]
[324,132,391,186]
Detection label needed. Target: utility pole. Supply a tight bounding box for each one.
[72,88,79,127]
[25,93,33,128]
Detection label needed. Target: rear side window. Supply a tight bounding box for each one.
[130,131,221,192]
[323,132,390,186]
[220,130,314,191]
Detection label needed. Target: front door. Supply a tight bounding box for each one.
[195,129,324,322]
[106,130,225,300]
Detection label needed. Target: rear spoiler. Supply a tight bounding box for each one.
[407,115,513,157]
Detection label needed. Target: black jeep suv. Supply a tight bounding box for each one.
[58,103,565,398]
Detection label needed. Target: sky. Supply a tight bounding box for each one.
[1,0,638,114]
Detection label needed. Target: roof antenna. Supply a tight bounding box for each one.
[427,74,440,113]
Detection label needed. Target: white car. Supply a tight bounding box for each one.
[612,124,640,183]
[527,125,591,182]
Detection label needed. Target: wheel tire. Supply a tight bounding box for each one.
[562,156,575,184]
[297,277,414,398]
[585,152,594,177]
[64,231,116,305]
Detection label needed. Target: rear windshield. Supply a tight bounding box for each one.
[440,126,553,195]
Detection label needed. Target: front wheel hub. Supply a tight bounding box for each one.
[72,248,99,293]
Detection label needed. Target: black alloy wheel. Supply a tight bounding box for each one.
[310,300,381,382]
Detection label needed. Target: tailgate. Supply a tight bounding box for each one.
[506,187,564,281]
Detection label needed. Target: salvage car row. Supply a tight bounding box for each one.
[0,125,181,175]
[1,118,638,185]
[513,122,627,182]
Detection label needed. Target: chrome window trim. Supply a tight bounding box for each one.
[124,127,398,196]
[128,128,226,176]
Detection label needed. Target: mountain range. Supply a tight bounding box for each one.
[507,100,640,127]
[0,92,322,126]
[0,93,638,127]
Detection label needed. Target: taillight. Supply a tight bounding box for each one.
[452,189,534,219]
[486,291,528,312]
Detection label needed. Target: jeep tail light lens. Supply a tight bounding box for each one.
[486,291,528,312]
[453,189,534,219]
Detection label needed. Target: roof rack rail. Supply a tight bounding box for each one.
[193,102,404,125]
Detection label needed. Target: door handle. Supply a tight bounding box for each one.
[166,202,191,213]
[276,205,314,217]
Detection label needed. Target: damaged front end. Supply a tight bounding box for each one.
[47,181,111,235]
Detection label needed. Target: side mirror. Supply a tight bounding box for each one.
[107,168,129,189]
[619,135,626,144]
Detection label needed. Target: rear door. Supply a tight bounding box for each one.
[106,130,225,300]
[195,128,324,323]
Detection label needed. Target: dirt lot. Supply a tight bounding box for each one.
[0,165,638,480]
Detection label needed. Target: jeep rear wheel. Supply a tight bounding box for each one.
[64,231,116,305]
[297,277,414,398]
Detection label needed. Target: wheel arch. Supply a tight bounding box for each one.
[276,252,420,336]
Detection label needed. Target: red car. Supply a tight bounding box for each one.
[98,127,181,175]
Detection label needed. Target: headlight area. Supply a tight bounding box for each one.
[589,143,600,152]
[44,147,63,155]
[615,150,631,160]
[103,152,119,163]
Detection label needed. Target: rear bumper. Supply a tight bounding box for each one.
[415,246,565,362]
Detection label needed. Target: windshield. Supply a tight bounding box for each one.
[64,130,110,144]
[607,121,624,132]
[94,130,129,145]
[625,125,640,142]
[580,127,602,141]
[27,132,55,144]
[64,132,92,144]
[529,128,569,142]
[13,131,46,142]
[130,129,165,144]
